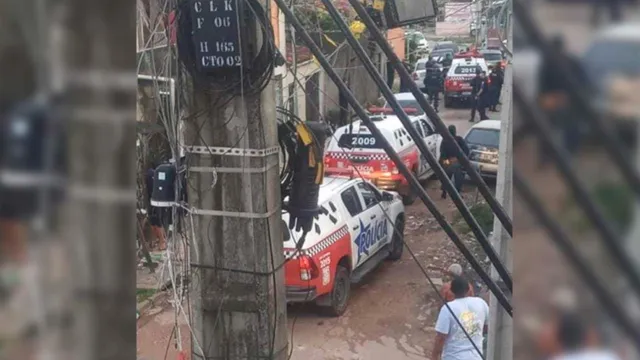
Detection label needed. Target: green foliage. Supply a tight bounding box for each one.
[563,181,634,235]
[453,202,495,235]
[136,288,156,303]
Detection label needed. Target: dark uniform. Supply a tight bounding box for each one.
[469,72,488,122]
[488,68,500,111]
[478,76,491,120]
[439,125,470,199]
[423,60,442,112]
[538,36,591,165]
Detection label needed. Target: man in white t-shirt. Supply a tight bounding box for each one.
[432,276,489,360]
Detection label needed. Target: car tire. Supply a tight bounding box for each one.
[319,266,350,317]
[402,183,418,205]
[387,217,405,261]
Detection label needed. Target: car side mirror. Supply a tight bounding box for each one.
[382,191,394,202]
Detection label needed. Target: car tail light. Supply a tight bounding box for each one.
[299,255,319,281]
[412,72,418,80]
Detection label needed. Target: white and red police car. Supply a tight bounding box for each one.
[443,55,489,107]
[323,110,441,205]
[282,177,405,316]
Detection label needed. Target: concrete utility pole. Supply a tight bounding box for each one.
[487,22,513,360]
[63,0,138,358]
[184,0,288,358]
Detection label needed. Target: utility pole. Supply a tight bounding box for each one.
[184,0,288,358]
[487,21,513,360]
[63,0,138,359]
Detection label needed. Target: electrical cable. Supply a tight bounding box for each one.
[286,86,495,357]
[512,0,640,199]
[280,108,488,359]
[513,170,640,352]
[273,0,512,316]
[321,0,512,292]
[513,83,640,300]
[345,0,513,237]
[175,0,275,97]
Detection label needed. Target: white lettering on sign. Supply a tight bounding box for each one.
[213,16,232,28]
[201,55,242,67]
[215,41,235,52]
[192,0,241,69]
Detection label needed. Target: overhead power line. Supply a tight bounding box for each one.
[273,0,513,316]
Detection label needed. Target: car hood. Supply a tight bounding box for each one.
[469,144,498,154]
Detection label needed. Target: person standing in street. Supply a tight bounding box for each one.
[439,125,470,199]
[424,56,443,112]
[432,277,489,360]
[469,70,488,122]
[488,66,500,112]
[440,264,475,302]
[538,36,590,167]
[478,71,491,120]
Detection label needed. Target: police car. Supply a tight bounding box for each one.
[282,177,405,316]
[324,109,442,205]
[443,56,489,107]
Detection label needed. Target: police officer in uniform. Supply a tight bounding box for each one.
[488,66,500,112]
[469,70,488,122]
[423,56,443,112]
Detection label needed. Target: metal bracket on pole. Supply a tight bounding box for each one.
[184,145,280,157]
[190,207,279,219]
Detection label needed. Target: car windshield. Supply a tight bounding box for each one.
[432,51,452,59]
[482,52,502,61]
[384,99,425,115]
[416,62,427,71]
[466,128,500,148]
[582,40,640,89]
[435,43,455,51]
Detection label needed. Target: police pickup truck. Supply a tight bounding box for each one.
[282,177,405,316]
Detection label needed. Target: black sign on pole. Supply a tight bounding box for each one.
[190,0,243,71]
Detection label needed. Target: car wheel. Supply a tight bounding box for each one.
[402,182,418,205]
[387,217,405,261]
[320,266,350,317]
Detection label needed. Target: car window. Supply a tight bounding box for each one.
[483,52,502,61]
[465,128,500,148]
[357,182,381,209]
[421,119,434,136]
[415,62,427,71]
[341,186,363,216]
[386,99,425,115]
[454,65,482,75]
